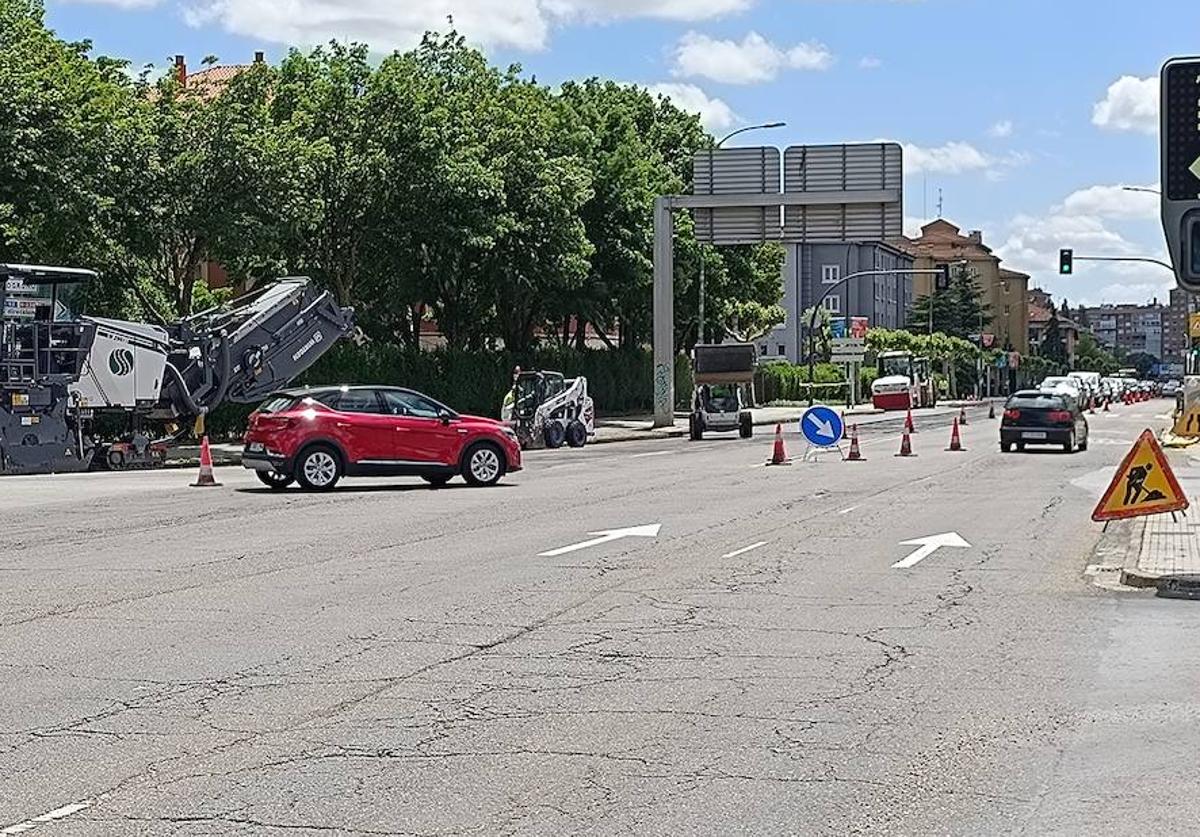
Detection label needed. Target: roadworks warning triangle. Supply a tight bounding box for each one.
[1092,429,1190,522]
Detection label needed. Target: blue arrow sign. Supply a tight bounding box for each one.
[800,405,844,448]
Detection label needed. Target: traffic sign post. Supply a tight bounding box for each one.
[799,405,844,461]
[1161,57,1200,290]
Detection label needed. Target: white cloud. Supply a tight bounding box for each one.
[184,0,747,52]
[901,141,990,175]
[71,0,159,7]
[987,120,1013,138]
[671,31,833,84]
[859,56,882,70]
[1057,183,1160,220]
[1092,75,1157,134]
[646,83,736,131]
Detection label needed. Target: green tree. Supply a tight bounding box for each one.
[1074,331,1119,374]
[1125,351,1159,378]
[0,0,146,314]
[906,264,990,340]
[1040,310,1068,366]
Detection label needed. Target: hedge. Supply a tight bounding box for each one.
[202,344,694,440]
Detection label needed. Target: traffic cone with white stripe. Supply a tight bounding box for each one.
[845,424,865,461]
[190,436,222,488]
[896,428,916,457]
[946,417,965,452]
[766,423,791,466]
[905,408,916,434]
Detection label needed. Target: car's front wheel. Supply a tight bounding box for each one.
[256,470,294,490]
[463,442,505,487]
[295,445,342,491]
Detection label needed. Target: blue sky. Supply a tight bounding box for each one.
[45,0,1196,306]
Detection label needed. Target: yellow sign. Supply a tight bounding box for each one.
[1093,430,1190,522]
[1190,313,1200,338]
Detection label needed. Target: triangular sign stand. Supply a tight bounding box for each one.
[1092,429,1190,522]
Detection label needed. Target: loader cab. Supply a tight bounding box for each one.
[0,264,95,385]
[512,371,565,420]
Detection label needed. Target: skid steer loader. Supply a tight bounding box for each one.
[501,369,595,450]
[689,343,756,441]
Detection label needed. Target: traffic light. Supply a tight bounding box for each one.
[1059,249,1073,275]
[1161,57,1200,291]
[936,264,950,291]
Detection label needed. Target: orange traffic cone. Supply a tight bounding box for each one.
[1103,398,1110,412]
[1089,400,1096,415]
[905,409,916,434]
[191,436,222,487]
[946,417,965,452]
[959,406,968,426]
[766,423,791,466]
[896,429,916,457]
[845,424,865,461]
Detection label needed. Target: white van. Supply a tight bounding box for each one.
[1068,371,1101,406]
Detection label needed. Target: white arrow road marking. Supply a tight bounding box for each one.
[722,541,767,559]
[3,800,94,835]
[891,532,971,569]
[806,413,836,440]
[631,450,674,459]
[1190,155,1200,182]
[539,524,662,557]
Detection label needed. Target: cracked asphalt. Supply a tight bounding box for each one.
[3,400,1200,835]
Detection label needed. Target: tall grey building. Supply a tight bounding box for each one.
[758,242,914,362]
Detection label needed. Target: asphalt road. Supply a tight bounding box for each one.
[2,400,1198,835]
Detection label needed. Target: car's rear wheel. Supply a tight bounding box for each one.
[463,442,505,487]
[295,445,341,491]
[422,474,452,488]
[1001,441,1012,453]
[566,420,587,448]
[544,421,566,449]
[1063,431,1075,454]
[256,470,294,490]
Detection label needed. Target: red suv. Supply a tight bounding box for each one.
[242,386,522,491]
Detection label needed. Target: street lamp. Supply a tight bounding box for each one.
[1122,186,1162,195]
[697,121,787,344]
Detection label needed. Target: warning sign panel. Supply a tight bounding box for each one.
[1092,430,1190,522]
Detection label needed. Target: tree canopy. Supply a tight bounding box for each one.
[0,2,782,351]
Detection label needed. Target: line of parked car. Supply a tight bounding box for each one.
[999,371,1174,454]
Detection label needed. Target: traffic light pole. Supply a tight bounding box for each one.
[1070,255,1175,272]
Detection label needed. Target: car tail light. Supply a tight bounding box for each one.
[258,415,295,430]
[1003,409,1020,420]
[1048,410,1072,423]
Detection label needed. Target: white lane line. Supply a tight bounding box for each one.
[631,450,674,459]
[722,541,768,559]
[3,801,94,834]
[838,505,859,515]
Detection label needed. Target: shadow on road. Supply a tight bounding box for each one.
[236,482,516,495]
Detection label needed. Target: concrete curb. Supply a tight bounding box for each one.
[1116,518,1160,589]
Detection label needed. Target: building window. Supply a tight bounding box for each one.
[823,295,841,313]
[821,265,841,285]
[777,344,786,356]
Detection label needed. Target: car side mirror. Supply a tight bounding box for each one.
[438,409,453,425]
